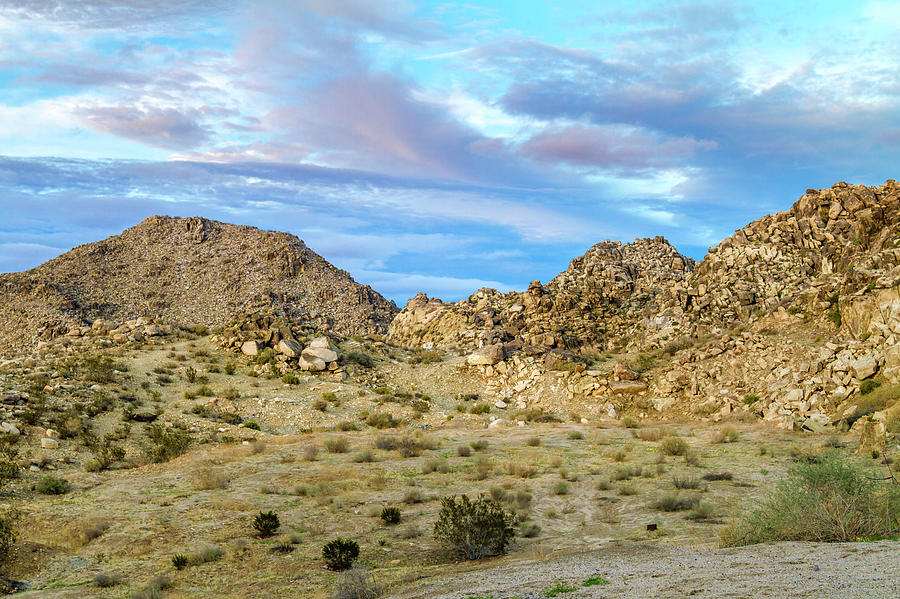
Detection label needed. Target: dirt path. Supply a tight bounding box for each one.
[387,539,900,599]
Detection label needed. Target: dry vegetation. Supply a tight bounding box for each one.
[0,332,896,599]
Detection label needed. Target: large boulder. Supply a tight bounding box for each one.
[241,340,263,356]
[308,336,333,349]
[850,355,877,380]
[302,346,338,364]
[466,344,504,366]
[608,381,648,394]
[299,355,327,371]
[277,339,303,357]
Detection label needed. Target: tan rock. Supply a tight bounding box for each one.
[277,339,303,357]
[40,437,59,449]
[466,344,504,366]
[302,347,338,363]
[241,340,263,356]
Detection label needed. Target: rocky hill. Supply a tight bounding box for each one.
[0,216,397,351]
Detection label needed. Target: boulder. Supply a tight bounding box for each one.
[308,336,332,349]
[608,381,648,394]
[302,347,338,363]
[854,416,886,455]
[299,355,327,371]
[467,344,504,366]
[40,437,59,449]
[277,339,303,357]
[241,340,263,356]
[0,422,19,435]
[850,355,877,380]
[613,363,640,381]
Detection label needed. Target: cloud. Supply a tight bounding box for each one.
[77,106,210,150]
[355,269,515,303]
[0,242,65,273]
[519,123,716,172]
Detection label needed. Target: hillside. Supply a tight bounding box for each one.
[0,216,397,351]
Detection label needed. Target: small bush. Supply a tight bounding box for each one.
[93,572,122,587]
[433,495,516,560]
[224,361,236,375]
[243,421,261,431]
[654,493,698,512]
[859,379,881,395]
[742,393,759,405]
[345,351,375,369]
[721,451,900,545]
[337,420,359,432]
[638,428,661,441]
[457,445,472,457]
[470,440,489,451]
[36,474,70,495]
[702,472,733,481]
[282,374,300,385]
[688,501,715,520]
[172,554,188,570]
[660,437,689,456]
[551,481,570,495]
[322,538,360,571]
[469,403,491,414]
[380,506,401,525]
[544,582,578,596]
[525,436,541,447]
[354,450,376,463]
[568,431,584,440]
[672,476,703,490]
[621,417,639,429]
[313,399,328,412]
[253,511,280,538]
[193,466,228,490]
[403,489,424,504]
[325,437,350,453]
[332,565,381,599]
[366,413,398,429]
[302,445,319,461]
[583,575,610,587]
[145,423,191,463]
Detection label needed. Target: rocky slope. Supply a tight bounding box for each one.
[0,216,397,351]
[387,180,900,434]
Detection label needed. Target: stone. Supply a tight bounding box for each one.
[277,339,303,357]
[40,437,59,449]
[43,428,59,440]
[466,344,504,366]
[494,400,507,409]
[613,363,639,380]
[649,397,676,412]
[131,409,158,422]
[241,340,263,356]
[854,417,886,455]
[487,418,507,429]
[308,336,332,349]
[302,347,338,363]
[608,381,647,394]
[0,422,20,435]
[849,355,877,379]
[299,355,327,371]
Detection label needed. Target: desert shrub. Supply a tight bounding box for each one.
[0,509,17,566]
[345,351,375,369]
[187,546,224,565]
[660,437,689,456]
[403,489,424,504]
[433,495,516,560]
[325,437,350,453]
[366,413,398,429]
[172,554,188,570]
[374,435,397,451]
[354,450,376,463]
[688,501,715,520]
[859,379,881,395]
[224,361,236,375]
[302,445,319,461]
[607,448,627,462]
[397,436,425,458]
[146,423,191,463]
[193,466,228,490]
[827,305,842,327]
[81,431,126,471]
[552,481,570,495]
[36,474,70,495]
[621,417,640,429]
[721,451,900,545]
[702,472,734,481]
[253,511,280,538]
[337,420,359,432]
[516,408,561,423]
[332,565,381,599]
[457,445,472,457]
[469,403,491,415]
[473,456,493,480]
[853,384,900,419]
[380,506,401,525]
[322,392,337,402]
[720,425,739,443]
[742,393,760,405]
[322,538,360,571]
[93,572,122,587]
[654,493,699,512]
[672,476,703,490]
[185,366,197,383]
[243,421,261,431]
[638,428,661,441]
[81,356,125,383]
[422,458,450,474]
[313,399,328,412]
[65,518,109,547]
[470,440,489,451]
[568,431,584,440]
[525,436,541,447]
[282,374,300,385]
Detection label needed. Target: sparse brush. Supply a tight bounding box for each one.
[607,448,628,462]
[456,445,472,457]
[702,472,734,481]
[313,399,328,412]
[618,483,638,496]
[422,458,450,474]
[380,506,401,525]
[322,538,360,571]
[660,437,689,456]
[621,417,640,429]
[525,436,541,447]
[366,413,398,429]
[470,440,489,451]
[403,489,424,504]
[93,572,122,587]
[688,501,715,521]
[673,475,703,490]
[354,450,376,463]
[568,431,584,440]
[193,466,228,490]
[551,481,570,495]
[638,428,661,441]
[654,493,699,512]
[473,456,493,480]
[325,437,350,453]
[302,445,319,461]
[36,474,69,495]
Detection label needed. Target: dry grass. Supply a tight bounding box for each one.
[193,465,229,490]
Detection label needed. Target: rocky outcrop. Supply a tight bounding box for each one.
[0,216,398,352]
[387,237,694,353]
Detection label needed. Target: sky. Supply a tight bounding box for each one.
[1,1,898,304]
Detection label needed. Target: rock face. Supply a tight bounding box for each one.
[0,216,397,351]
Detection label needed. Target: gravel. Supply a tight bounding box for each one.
[386,539,900,599]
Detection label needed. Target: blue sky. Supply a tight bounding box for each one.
[1,1,898,304]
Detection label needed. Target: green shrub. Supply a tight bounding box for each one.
[253,511,280,538]
[380,506,401,525]
[172,554,188,570]
[224,361,236,375]
[322,538,359,571]
[345,351,375,368]
[36,474,70,495]
[827,306,842,327]
[854,384,900,418]
[366,412,398,429]
[660,437,689,456]
[469,403,491,415]
[859,379,881,395]
[583,575,610,587]
[621,417,639,429]
[145,423,191,463]
[433,495,516,560]
[653,493,698,512]
[325,437,350,453]
[551,482,570,495]
[742,393,759,405]
[282,374,300,385]
[721,451,900,545]
[81,431,126,471]
[243,421,261,431]
[322,392,337,402]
